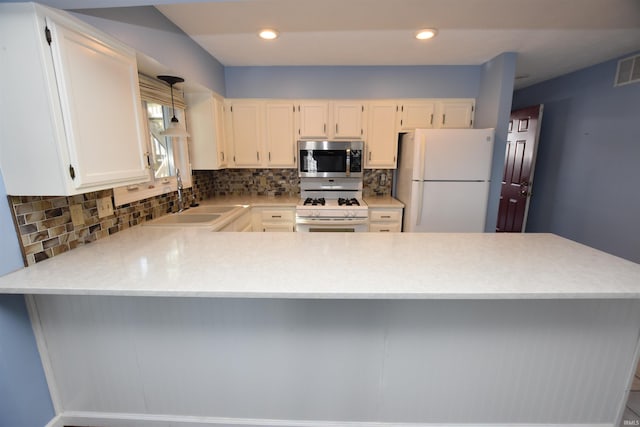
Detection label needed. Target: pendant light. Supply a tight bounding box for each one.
[157,75,189,138]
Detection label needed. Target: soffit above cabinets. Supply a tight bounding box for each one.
[154,0,640,89]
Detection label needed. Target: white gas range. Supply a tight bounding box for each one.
[295,178,369,232]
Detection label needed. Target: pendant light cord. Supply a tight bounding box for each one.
[170,83,177,121]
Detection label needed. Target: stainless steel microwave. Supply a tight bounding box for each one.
[298,140,363,178]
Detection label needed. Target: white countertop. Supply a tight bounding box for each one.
[0,229,638,299]
[363,196,405,208]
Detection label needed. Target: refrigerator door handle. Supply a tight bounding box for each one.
[417,137,427,180]
[415,181,424,226]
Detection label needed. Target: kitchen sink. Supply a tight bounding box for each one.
[146,213,223,225]
[143,205,243,228]
[187,206,237,214]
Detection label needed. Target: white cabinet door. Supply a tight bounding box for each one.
[365,102,398,169]
[212,97,228,167]
[397,101,436,130]
[297,102,328,139]
[186,93,227,169]
[229,101,263,167]
[251,207,296,232]
[438,100,475,128]
[265,102,296,168]
[332,102,365,139]
[49,18,148,190]
[0,4,149,195]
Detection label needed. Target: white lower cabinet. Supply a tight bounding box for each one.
[0,3,149,195]
[252,207,296,232]
[369,207,403,232]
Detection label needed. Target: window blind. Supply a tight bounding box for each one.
[138,74,186,110]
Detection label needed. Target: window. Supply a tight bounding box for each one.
[146,102,177,179]
[113,74,191,206]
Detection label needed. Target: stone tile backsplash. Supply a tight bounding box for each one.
[204,168,393,197]
[9,173,212,266]
[363,169,394,197]
[9,168,392,266]
[205,169,300,197]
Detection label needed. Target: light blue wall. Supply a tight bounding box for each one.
[475,52,517,232]
[225,65,482,99]
[71,7,226,95]
[0,171,55,427]
[513,53,640,263]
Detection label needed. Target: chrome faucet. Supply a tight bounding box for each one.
[176,168,185,212]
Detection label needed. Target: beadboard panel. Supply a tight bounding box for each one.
[33,296,640,425]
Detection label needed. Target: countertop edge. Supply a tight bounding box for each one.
[4,287,640,299]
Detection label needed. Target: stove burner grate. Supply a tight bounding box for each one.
[338,198,360,206]
[304,197,326,206]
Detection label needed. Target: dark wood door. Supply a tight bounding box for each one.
[496,105,543,232]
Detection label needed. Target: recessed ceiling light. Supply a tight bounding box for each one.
[259,29,279,40]
[415,29,438,40]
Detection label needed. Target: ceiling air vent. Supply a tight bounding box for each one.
[615,54,640,86]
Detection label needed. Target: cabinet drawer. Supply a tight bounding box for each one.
[261,209,294,222]
[369,222,401,233]
[370,210,402,222]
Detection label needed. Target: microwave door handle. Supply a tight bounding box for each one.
[346,148,351,176]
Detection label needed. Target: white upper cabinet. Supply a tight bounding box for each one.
[397,100,436,130]
[265,102,296,168]
[225,100,296,169]
[0,3,149,195]
[438,100,475,128]
[397,99,475,130]
[296,101,366,140]
[186,93,227,169]
[296,102,329,139]
[365,101,398,169]
[332,102,365,139]
[228,101,263,167]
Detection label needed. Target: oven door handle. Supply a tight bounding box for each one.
[296,218,369,226]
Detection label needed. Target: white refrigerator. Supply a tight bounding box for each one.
[394,128,495,232]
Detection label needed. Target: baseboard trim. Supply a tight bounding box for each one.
[47,411,615,427]
[45,414,65,427]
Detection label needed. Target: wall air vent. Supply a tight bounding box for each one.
[614,54,640,86]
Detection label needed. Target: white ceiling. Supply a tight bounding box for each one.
[155,0,640,89]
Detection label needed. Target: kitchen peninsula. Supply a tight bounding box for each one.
[1,230,639,427]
